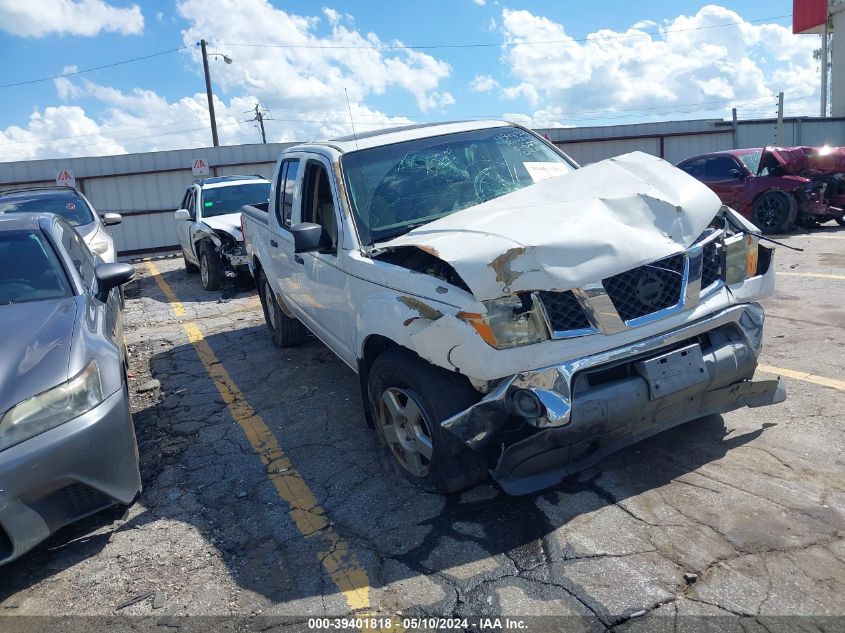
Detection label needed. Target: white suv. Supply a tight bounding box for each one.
[174,175,271,290]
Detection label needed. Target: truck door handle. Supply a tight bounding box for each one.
[270,239,278,248]
[294,255,304,264]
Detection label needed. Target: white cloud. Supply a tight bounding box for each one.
[473,0,486,5]
[0,106,127,160]
[498,5,819,123]
[0,70,416,161]
[469,74,499,92]
[0,0,143,37]
[177,0,452,113]
[0,0,452,161]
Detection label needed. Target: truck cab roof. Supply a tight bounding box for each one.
[291,120,514,156]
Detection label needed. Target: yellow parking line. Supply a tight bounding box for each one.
[145,261,373,613]
[757,364,845,392]
[777,272,845,281]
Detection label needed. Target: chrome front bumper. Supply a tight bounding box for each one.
[442,303,783,456]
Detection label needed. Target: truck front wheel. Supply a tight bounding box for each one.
[258,270,306,347]
[368,348,488,494]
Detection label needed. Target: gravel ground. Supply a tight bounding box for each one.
[0,226,843,632]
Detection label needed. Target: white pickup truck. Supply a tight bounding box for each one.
[241,121,785,495]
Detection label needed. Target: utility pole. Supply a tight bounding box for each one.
[774,92,784,146]
[820,21,830,117]
[254,103,266,144]
[246,103,271,144]
[731,107,738,149]
[200,39,219,147]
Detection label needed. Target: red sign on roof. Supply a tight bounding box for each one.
[793,0,828,34]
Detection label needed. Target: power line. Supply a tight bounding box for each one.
[0,45,190,89]
[216,14,792,51]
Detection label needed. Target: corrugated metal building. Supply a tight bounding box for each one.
[537,116,845,165]
[1,116,843,259]
[0,143,294,258]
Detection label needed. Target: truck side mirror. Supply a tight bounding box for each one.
[291,222,330,254]
[729,169,744,179]
[174,209,191,221]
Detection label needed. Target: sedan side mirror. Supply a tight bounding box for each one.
[291,222,331,254]
[174,209,191,221]
[102,212,122,226]
[95,263,135,302]
[729,169,744,179]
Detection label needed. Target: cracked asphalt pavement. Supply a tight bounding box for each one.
[0,228,843,632]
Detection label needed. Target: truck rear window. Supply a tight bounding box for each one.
[342,126,575,244]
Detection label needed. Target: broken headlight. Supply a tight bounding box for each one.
[0,361,104,451]
[723,233,759,284]
[459,294,548,349]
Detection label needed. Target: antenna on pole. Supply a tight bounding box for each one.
[344,88,359,150]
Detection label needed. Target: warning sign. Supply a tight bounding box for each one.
[55,169,75,187]
[192,158,210,176]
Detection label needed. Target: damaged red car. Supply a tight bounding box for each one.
[676,146,845,233]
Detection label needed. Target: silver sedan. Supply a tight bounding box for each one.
[0,212,140,565]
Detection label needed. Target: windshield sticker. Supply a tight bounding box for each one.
[523,162,570,183]
[66,202,76,209]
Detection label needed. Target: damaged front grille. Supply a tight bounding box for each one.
[701,241,720,289]
[536,290,593,334]
[602,253,685,322]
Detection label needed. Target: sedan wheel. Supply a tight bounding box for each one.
[378,387,434,478]
[752,191,795,234]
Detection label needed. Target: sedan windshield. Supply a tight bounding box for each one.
[738,151,763,175]
[201,183,271,218]
[0,195,95,227]
[342,126,575,244]
[0,231,71,305]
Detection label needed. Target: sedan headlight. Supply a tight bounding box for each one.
[459,294,548,349]
[0,361,103,451]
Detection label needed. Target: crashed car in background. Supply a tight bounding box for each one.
[676,146,845,233]
[0,213,140,564]
[174,175,271,291]
[243,121,786,496]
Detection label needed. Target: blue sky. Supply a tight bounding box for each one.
[0,0,821,161]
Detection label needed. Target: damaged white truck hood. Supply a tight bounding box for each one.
[377,152,723,302]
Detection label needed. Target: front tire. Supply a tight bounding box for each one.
[199,244,222,291]
[752,191,796,234]
[258,270,306,347]
[368,347,488,494]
